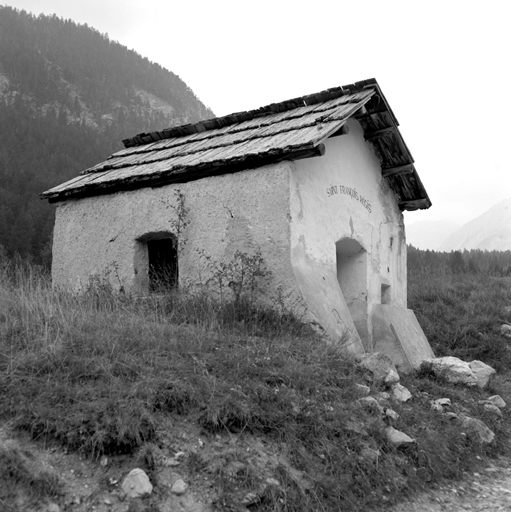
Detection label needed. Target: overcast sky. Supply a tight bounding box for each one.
[4,0,511,227]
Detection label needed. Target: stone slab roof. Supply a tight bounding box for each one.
[41,78,431,211]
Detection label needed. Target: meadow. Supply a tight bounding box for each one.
[1,251,511,511]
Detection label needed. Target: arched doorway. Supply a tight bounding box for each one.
[335,238,369,348]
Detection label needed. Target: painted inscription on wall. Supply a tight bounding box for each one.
[326,185,372,212]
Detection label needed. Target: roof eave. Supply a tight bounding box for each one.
[42,142,327,203]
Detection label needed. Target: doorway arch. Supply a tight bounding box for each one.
[335,238,369,348]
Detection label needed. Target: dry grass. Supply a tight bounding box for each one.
[408,267,511,371]
[1,262,511,510]
[0,437,62,510]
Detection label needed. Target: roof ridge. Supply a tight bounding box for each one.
[122,79,378,149]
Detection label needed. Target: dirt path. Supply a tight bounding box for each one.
[390,457,511,512]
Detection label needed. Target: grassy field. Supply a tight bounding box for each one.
[1,260,511,511]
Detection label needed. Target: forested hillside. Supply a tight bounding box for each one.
[0,5,213,265]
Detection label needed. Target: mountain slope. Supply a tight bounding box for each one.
[0,6,213,264]
[406,220,460,250]
[439,197,511,251]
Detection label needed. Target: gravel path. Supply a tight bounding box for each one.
[390,457,511,511]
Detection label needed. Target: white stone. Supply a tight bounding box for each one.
[359,353,399,386]
[171,479,188,496]
[423,357,477,386]
[469,360,496,389]
[500,324,511,338]
[121,468,153,498]
[385,408,400,421]
[460,416,495,444]
[384,369,400,385]
[354,383,371,396]
[484,403,503,417]
[241,492,260,506]
[391,383,412,402]
[431,398,451,411]
[487,395,506,408]
[385,427,416,447]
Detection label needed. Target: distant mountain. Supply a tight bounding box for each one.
[406,220,460,250]
[0,6,213,264]
[439,198,511,252]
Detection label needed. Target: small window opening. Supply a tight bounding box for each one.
[148,238,178,292]
[381,284,391,305]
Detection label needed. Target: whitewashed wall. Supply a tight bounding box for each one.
[290,119,406,351]
[52,118,408,354]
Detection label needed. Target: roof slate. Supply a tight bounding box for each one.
[41,79,431,210]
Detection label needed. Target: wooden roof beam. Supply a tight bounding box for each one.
[382,164,414,178]
[365,127,395,140]
[399,198,432,211]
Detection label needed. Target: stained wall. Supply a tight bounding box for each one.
[52,118,412,356]
[290,119,407,351]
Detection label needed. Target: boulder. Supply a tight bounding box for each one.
[459,416,495,444]
[354,383,371,396]
[487,395,506,408]
[422,357,477,386]
[469,360,496,389]
[384,369,400,386]
[430,398,451,411]
[171,479,188,496]
[500,324,511,338]
[390,384,412,402]
[358,353,399,386]
[385,408,400,421]
[385,426,416,447]
[121,468,153,499]
[483,403,503,417]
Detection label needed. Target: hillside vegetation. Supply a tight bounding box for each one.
[0,6,213,265]
[1,249,511,511]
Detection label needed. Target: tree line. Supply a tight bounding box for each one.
[0,6,213,266]
[408,245,511,276]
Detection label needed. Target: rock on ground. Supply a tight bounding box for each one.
[459,416,495,445]
[390,383,412,402]
[121,468,153,498]
[385,426,416,447]
[171,479,188,495]
[469,360,496,389]
[423,357,477,386]
[358,352,399,386]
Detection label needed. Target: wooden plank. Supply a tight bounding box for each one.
[45,144,326,203]
[365,127,395,140]
[399,198,432,211]
[382,164,414,178]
